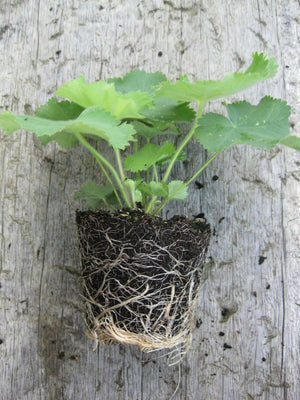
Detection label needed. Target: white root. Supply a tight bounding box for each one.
[77,210,210,362]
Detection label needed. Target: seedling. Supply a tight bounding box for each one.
[1,53,298,215]
[1,53,299,358]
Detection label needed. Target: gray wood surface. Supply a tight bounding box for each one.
[0,1,299,399]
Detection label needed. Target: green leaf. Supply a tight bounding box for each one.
[134,189,143,203]
[0,106,135,150]
[124,142,176,172]
[141,97,196,123]
[124,178,140,193]
[4,113,68,135]
[131,121,180,140]
[125,178,143,189]
[194,97,291,152]
[279,135,300,152]
[73,106,135,149]
[34,98,83,147]
[168,181,188,200]
[194,113,234,152]
[124,179,144,203]
[155,53,278,103]
[149,181,168,197]
[0,111,22,135]
[35,98,84,120]
[74,182,115,209]
[137,182,152,197]
[138,181,168,197]
[108,70,167,95]
[56,76,153,119]
[39,132,79,148]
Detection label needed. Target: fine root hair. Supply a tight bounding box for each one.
[76,209,210,360]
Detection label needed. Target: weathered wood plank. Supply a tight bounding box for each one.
[0,1,299,399]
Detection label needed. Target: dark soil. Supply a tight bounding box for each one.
[76,208,210,354]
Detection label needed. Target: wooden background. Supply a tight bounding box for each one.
[0,1,299,399]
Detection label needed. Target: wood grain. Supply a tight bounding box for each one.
[0,1,299,399]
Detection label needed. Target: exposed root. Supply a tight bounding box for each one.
[76,209,210,360]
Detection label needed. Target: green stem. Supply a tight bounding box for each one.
[102,197,116,211]
[74,132,131,208]
[135,140,141,181]
[153,165,159,182]
[95,160,123,208]
[145,197,156,214]
[115,149,132,207]
[146,102,204,214]
[184,151,220,187]
[115,149,126,181]
[162,102,204,183]
[131,189,136,208]
[152,151,221,216]
[91,157,122,208]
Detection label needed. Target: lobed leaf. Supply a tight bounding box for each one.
[138,180,187,200]
[138,181,168,197]
[1,112,68,135]
[73,106,135,149]
[149,181,168,197]
[130,121,179,140]
[39,132,79,148]
[56,76,153,119]
[108,70,167,95]
[155,53,278,103]
[141,97,196,123]
[0,111,23,135]
[124,142,176,172]
[194,97,291,152]
[0,106,135,150]
[35,98,84,120]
